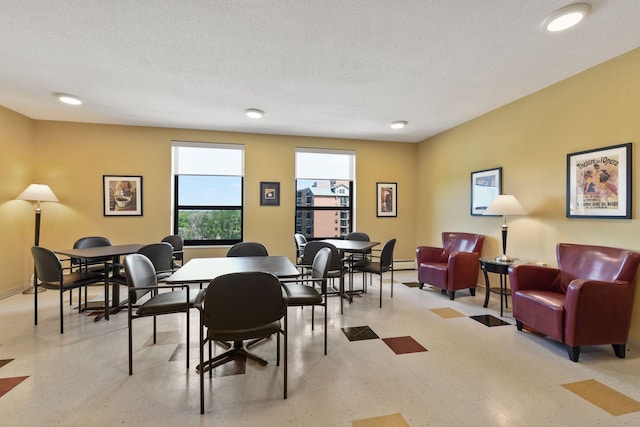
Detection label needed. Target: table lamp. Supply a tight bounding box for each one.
[17,184,59,294]
[483,194,527,262]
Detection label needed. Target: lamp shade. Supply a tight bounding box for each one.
[483,195,526,216]
[17,184,59,203]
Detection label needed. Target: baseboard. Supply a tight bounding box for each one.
[393,259,416,270]
[0,282,31,300]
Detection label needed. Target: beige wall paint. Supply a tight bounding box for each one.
[0,106,36,296]
[0,118,417,293]
[417,47,640,339]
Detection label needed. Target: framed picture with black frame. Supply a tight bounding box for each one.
[260,181,280,206]
[566,142,632,218]
[103,175,143,216]
[470,167,502,216]
[376,182,397,217]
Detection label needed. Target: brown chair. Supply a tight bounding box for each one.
[509,243,640,362]
[31,246,105,334]
[123,253,202,375]
[416,232,484,300]
[281,247,331,355]
[355,238,396,308]
[196,271,287,413]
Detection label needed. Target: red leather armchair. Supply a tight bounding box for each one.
[416,232,485,300]
[509,243,640,362]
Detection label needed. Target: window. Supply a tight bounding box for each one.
[295,148,355,239]
[172,141,244,246]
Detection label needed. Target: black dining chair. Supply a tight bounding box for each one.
[31,246,106,334]
[354,238,396,308]
[294,233,307,262]
[281,247,331,355]
[297,241,348,313]
[69,236,113,309]
[196,271,287,413]
[123,253,202,375]
[161,234,184,270]
[226,242,269,257]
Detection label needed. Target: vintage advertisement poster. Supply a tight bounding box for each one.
[567,143,631,218]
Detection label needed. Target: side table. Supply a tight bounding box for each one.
[480,257,522,317]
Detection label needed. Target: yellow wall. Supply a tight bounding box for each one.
[0,118,417,293]
[417,47,640,339]
[0,106,36,296]
[4,46,640,341]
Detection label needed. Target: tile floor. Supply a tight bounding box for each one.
[1,270,640,426]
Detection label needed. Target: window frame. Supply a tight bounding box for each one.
[172,141,244,246]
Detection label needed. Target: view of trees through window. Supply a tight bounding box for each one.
[172,142,244,246]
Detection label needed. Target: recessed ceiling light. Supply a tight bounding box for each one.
[390,121,407,129]
[56,93,82,105]
[543,3,591,32]
[246,108,264,119]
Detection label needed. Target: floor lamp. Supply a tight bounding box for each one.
[17,184,59,294]
[483,194,527,262]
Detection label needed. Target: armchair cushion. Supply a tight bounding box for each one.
[416,232,484,300]
[509,243,640,361]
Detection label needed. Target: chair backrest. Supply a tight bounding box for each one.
[31,246,62,283]
[161,234,183,252]
[442,232,484,255]
[123,253,158,304]
[557,243,640,292]
[294,233,307,248]
[226,242,269,257]
[137,242,174,274]
[311,247,331,292]
[344,232,370,241]
[202,271,286,331]
[72,236,113,266]
[380,238,397,269]
[300,241,342,272]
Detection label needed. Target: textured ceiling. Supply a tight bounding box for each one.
[1,1,640,143]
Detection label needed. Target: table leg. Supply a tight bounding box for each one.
[499,273,505,317]
[482,267,491,308]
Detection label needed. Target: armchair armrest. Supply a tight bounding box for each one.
[564,279,636,345]
[508,264,561,292]
[447,250,480,276]
[416,246,447,264]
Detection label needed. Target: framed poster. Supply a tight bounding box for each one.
[377,182,397,217]
[566,143,632,218]
[260,181,280,206]
[103,175,143,216]
[470,167,502,216]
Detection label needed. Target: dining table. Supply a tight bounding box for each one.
[320,239,380,302]
[165,255,300,373]
[55,243,145,321]
[164,255,300,285]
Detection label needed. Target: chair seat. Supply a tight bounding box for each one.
[356,261,389,274]
[283,283,323,305]
[208,319,281,342]
[514,290,565,339]
[136,289,202,316]
[41,271,105,290]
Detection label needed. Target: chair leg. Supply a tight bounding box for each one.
[567,345,580,362]
[200,316,205,414]
[186,308,190,369]
[59,289,64,334]
[379,274,382,308]
[391,268,394,298]
[128,312,133,375]
[153,316,157,344]
[323,301,327,355]
[613,344,626,358]
[284,314,288,399]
